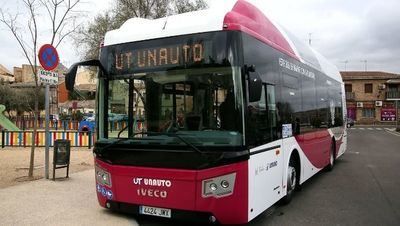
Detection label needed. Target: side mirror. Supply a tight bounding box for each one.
[64,59,106,91]
[65,64,78,91]
[247,67,262,102]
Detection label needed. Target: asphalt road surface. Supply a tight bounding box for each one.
[138,127,400,226]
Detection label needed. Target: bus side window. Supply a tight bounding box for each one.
[247,84,278,146]
[266,84,278,140]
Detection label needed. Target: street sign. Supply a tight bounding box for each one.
[37,44,59,180]
[38,69,59,85]
[38,44,59,71]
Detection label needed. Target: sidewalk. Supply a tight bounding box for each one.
[0,169,138,226]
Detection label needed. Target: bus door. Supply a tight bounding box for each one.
[248,84,283,218]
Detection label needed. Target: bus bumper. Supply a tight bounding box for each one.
[95,158,249,225]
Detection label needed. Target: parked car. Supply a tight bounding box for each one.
[346,118,354,128]
[108,113,127,122]
[86,115,95,122]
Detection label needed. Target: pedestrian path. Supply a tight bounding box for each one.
[348,127,400,137]
[0,169,137,226]
[349,127,396,131]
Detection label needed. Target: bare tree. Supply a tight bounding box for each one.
[0,0,82,177]
[75,0,208,61]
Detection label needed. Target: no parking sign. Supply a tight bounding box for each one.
[38,44,59,71]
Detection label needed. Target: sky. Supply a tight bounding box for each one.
[0,0,399,74]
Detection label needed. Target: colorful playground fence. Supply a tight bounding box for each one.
[9,119,145,132]
[0,130,94,148]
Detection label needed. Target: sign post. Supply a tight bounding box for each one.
[396,100,399,131]
[38,44,59,180]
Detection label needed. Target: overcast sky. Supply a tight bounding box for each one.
[1,0,399,74]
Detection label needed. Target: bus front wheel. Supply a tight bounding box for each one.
[281,157,298,204]
[326,141,336,171]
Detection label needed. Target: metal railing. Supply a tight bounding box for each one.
[386,90,400,99]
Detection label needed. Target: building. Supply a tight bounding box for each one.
[13,64,66,83]
[0,64,14,83]
[58,68,97,114]
[9,82,59,115]
[341,71,400,124]
[10,63,67,115]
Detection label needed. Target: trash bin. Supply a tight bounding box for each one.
[53,139,71,180]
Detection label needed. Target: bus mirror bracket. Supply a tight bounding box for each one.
[245,65,262,102]
[65,59,106,91]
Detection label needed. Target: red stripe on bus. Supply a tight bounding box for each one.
[295,129,332,169]
[223,0,298,60]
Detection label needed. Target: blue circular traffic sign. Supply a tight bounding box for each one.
[38,44,59,71]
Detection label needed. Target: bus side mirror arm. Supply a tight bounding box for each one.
[65,59,106,91]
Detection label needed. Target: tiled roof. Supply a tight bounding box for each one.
[341,71,400,80]
[0,64,13,76]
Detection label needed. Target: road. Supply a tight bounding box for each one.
[0,126,399,225]
[133,126,400,226]
[248,126,400,226]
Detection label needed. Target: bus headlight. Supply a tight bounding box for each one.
[95,165,112,187]
[221,180,229,188]
[202,173,236,198]
[210,183,218,191]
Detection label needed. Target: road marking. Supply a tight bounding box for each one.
[367,128,373,130]
[385,128,396,132]
[359,128,365,130]
[376,128,382,131]
[347,151,360,155]
[350,128,356,130]
[386,130,400,137]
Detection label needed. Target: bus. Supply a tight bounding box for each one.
[66,0,347,224]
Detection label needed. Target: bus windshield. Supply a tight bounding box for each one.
[105,66,244,147]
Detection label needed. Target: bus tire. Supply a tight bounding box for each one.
[281,156,298,204]
[327,140,335,171]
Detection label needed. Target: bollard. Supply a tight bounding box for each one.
[88,131,92,149]
[1,130,4,148]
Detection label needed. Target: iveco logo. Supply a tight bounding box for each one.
[137,188,168,199]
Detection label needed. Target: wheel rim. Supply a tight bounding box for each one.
[287,166,296,192]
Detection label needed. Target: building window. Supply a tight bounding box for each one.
[345,84,352,92]
[362,108,375,118]
[365,84,373,93]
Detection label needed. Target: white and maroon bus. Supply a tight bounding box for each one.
[66,0,346,224]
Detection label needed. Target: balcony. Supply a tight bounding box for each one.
[346,92,355,100]
[386,90,400,100]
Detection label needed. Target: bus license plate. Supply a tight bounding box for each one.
[139,205,171,218]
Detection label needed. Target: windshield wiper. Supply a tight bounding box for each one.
[95,138,127,154]
[133,131,204,155]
